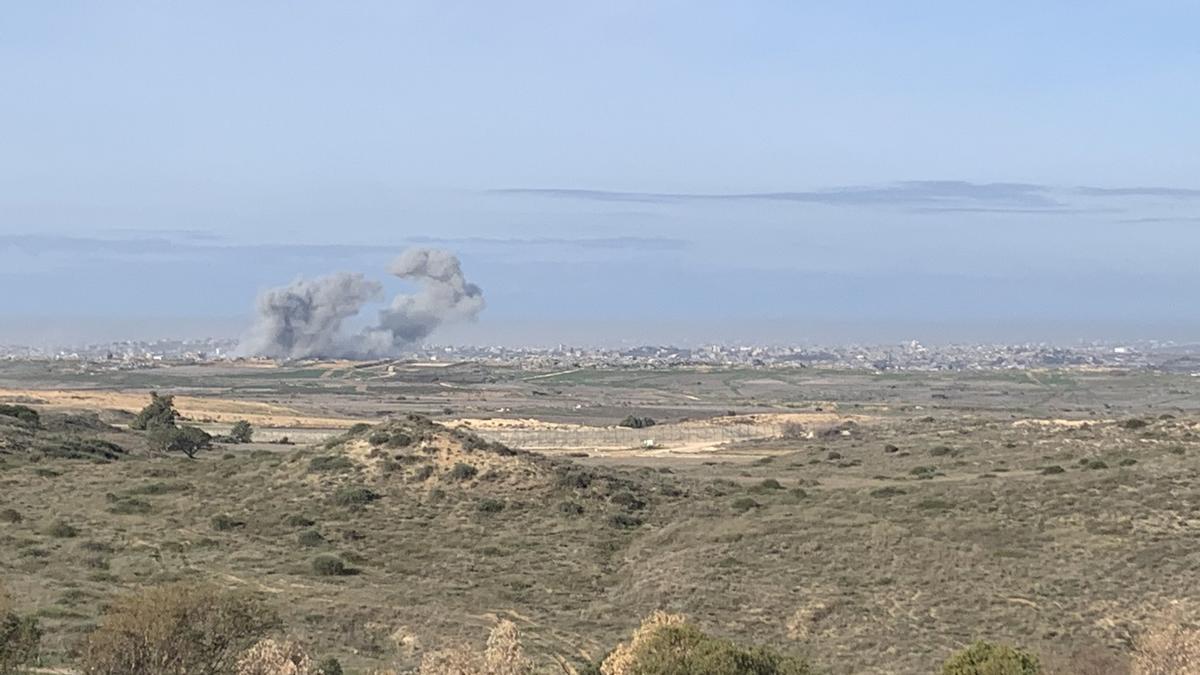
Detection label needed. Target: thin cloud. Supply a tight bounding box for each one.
[405,235,689,250]
[495,181,1063,209]
[497,180,1200,214]
[1077,186,1200,198]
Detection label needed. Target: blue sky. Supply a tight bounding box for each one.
[2,2,1199,345]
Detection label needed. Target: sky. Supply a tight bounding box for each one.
[2,2,1199,347]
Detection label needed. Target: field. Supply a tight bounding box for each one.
[2,359,1199,673]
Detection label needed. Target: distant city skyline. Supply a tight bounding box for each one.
[3,3,1198,346]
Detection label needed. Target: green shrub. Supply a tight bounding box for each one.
[210,514,244,531]
[47,520,79,538]
[367,431,391,446]
[332,486,380,507]
[618,415,657,429]
[0,609,41,673]
[106,496,153,515]
[757,478,784,490]
[616,619,813,675]
[412,464,435,482]
[298,530,326,547]
[385,432,413,448]
[732,497,760,513]
[228,420,254,444]
[126,481,191,495]
[130,391,179,431]
[1118,457,1138,467]
[558,501,585,516]
[611,491,646,511]
[0,404,40,427]
[308,456,355,472]
[449,462,478,481]
[476,498,505,513]
[0,509,21,524]
[282,514,315,528]
[317,657,344,675]
[149,425,212,458]
[1039,465,1066,475]
[311,555,349,576]
[346,423,372,436]
[609,513,643,529]
[1083,459,1109,471]
[942,640,1040,675]
[870,486,906,498]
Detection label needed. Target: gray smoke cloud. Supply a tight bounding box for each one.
[237,249,485,360]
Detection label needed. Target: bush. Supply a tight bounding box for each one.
[476,498,505,514]
[332,486,380,507]
[0,583,42,674]
[211,514,245,531]
[942,641,1040,675]
[600,611,813,675]
[1040,465,1066,475]
[0,404,40,427]
[611,491,647,511]
[81,582,277,675]
[558,501,585,516]
[311,555,349,577]
[130,391,179,431]
[150,425,212,458]
[298,529,326,547]
[368,431,391,446]
[449,463,478,481]
[758,478,784,490]
[308,456,355,472]
[732,497,761,513]
[283,514,316,528]
[1120,418,1149,430]
[316,657,343,675]
[609,514,643,529]
[618,416,657,429]
[229,420,254,444]
[47,519,79,538]
[0,509,21,524]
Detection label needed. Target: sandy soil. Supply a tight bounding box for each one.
[0,388,362,429]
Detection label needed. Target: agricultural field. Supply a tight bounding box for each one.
[2,359,1199,673]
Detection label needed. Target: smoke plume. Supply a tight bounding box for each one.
[237,249,484,360]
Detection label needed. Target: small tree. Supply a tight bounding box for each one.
[131,391,179,430]
[150,425,212,458]
[618,416,656,429]
[81,583,278,675]
[229,420,254,444]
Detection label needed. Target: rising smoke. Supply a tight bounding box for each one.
[237,249,485,360]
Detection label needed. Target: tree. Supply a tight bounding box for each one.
[150,425,212,458]
[131,391,179,430]
[229,420,254,444]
